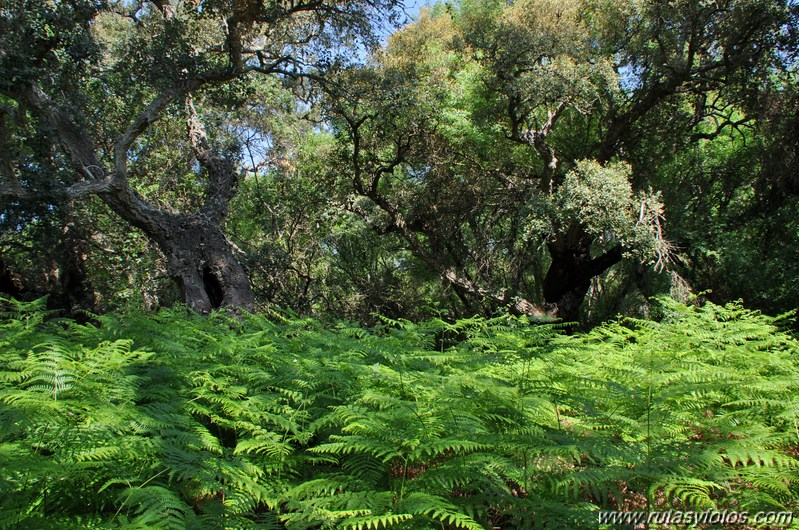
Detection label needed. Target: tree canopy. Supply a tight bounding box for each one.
[1,0,798,324]
[0,0,401,313]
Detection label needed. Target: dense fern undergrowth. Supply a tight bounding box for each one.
[1,298,798,529]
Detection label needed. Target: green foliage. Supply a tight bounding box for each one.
[1,297,798,528]
[555,160,668,265]
[654,82,799,317]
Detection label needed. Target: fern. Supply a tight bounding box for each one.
[0,297,797,528]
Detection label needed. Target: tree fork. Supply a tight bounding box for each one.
[542,235,623,323]
[6,82,256,313]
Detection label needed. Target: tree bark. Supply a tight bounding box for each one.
[4,83,256,313]
[150,215,254,313]
[542,230,623,322]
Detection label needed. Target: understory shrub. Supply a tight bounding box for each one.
[0,297,797,529]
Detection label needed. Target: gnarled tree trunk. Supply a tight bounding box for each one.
[3,83,256,313]
[153,215,253,313]
[542,229,622,323]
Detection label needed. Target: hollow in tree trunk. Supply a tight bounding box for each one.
[153,215,254,313]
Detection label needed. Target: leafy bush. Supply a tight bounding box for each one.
[0,297,797,528]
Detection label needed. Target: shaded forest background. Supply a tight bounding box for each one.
[1,0,799,326]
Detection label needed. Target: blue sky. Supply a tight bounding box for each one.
[401,0,427,20]
[375,0,431,43]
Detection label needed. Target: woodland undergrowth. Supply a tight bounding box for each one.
[1,297,798,529]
